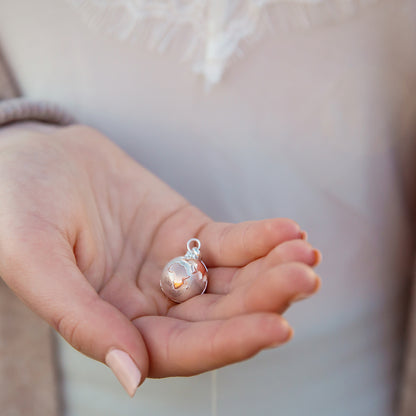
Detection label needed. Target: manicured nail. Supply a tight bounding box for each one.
[300,230,308,240]
[105,349,142,397]
[313,249,322,266]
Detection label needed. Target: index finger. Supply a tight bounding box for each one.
[197,218,304,267]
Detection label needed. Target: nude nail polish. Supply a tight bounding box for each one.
[313,249,322,266]
[105,349,142,397]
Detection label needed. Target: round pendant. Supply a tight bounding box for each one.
[160,238,208,303]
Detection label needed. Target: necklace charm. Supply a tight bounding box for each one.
[160,238,208,303]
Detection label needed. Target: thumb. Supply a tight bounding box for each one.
[0,234,148,397]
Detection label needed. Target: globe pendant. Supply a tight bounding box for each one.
[160,238,208,303]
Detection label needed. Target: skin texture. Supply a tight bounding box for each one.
[0,123,321,387]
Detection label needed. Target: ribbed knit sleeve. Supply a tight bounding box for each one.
[0,98,75,126]
[0,49,75,127]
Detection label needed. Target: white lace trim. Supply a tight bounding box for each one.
[66,0,381,85]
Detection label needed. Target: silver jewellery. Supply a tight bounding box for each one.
[160,238,208,303]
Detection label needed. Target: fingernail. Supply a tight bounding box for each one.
[300,230,308,240]
[312,249,322,266]
[105,349,142,397]
[291,276,322,302]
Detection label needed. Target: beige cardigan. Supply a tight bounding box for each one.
[0,49,415,416]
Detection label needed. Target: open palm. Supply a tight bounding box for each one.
[0,124,321,396]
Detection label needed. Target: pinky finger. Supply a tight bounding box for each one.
[132,313,293,378]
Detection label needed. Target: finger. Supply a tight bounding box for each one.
[0,229,148,397]
[133,313,293,378]
[205,266,237,295]
[197,218,304,268]
[213,262,321,318]
[168,262,321,321]
[264,239,322,268]
[206,240,321,295]
[229,240,322,290]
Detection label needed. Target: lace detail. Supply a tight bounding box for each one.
[66,0,381,85]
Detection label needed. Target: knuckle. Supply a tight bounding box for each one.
[53,313,82,351]
[217,223,231,259]
[240,222,251,255]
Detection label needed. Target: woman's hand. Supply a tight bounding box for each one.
[0,124,321,396]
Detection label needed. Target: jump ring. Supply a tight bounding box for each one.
[186,238,201,252]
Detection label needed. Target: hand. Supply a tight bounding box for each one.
[0,124,321,396]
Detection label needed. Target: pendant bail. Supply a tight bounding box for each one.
[184,238,202,260]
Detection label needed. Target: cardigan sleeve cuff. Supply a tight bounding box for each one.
[0,98,76,127]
